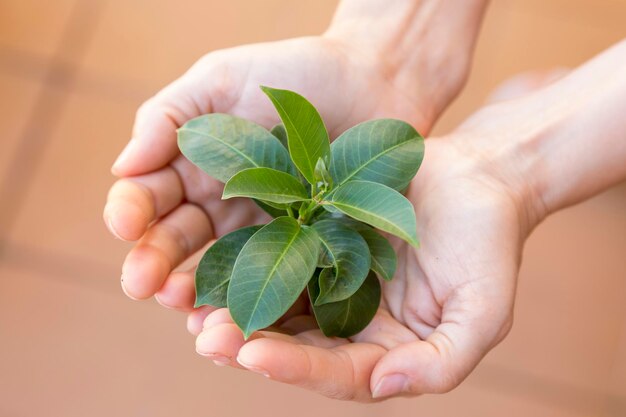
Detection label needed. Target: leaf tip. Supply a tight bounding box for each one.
[314,292,334,306]
[259,85,274,95]
[242,328,254,340]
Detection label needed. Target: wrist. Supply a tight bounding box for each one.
[448,99,554,235]
[453,40,626,233]
[323,0,489,125]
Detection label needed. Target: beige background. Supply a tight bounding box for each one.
[0,0,625,416]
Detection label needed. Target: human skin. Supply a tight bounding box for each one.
[103,2,488,310]
[102,0,626,402]
[184,40,626,401]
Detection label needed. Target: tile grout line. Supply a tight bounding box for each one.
[0,0,104,256]
[0,45,155,103]
[0,239,121,295]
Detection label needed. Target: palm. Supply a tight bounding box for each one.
[107,35,434,300]
[169,35,427,237]
[106,35,521,400]
[191,139,520,401]
[390,139,519,342]
[200,36,427,134]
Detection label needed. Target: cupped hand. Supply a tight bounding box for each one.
[180,72,558,401]
[185,137,526,401]
[103,34,460,301]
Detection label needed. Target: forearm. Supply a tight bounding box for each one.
[518,41,626,217]
[462,40,626,225]
[325,0,490,121]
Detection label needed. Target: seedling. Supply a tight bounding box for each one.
[177,86,424,338]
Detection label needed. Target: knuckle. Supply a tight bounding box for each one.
[194,51,243,112]
[135,98,156,120]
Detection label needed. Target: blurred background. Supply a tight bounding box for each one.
[0,0,625,416]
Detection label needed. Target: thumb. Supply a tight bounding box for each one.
[111,56,238,177]
[370,288,514,398]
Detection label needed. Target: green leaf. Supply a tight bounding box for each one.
[311,219,371,304]
[350,224,397,281]
[253,200,288,218]
[272,122,311,190]
[330,119,424,191]
[270,123,289,149]
[260,86,330,184]
[178,113,296,183]
[317,245,334,268]
[195,226,261,308]
[308,270,381,338]
[322,204,340,214]
[312,214,397,280]
[314,157,333,190]
[228,217,321,338]
[223,167,309,204]
[326,180,419,247]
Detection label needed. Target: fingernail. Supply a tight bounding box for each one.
[237,357,270,378]
[211,355,230,367]
[105,212,124,240]
[112,138,138,173]
[154,293,174,310]
[120,275,139,301]
[372,373,408,399]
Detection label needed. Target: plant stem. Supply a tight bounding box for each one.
[297,187,330,224]
[297,200,317,224]
[286,205,295,218]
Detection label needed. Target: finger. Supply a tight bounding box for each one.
[370,286,513,398]
[294,329,349,349]
[104,167,184,241]
[202,308,234,330]
[196,315,300,370]
[200,308,300,339]
[187,306,216,335]
[349,309,419,349]
[196,308,343,357]
[192,293,310,331]
[189,306,242,337]
[121,203,213,299]
[196,319,346,371]
[154,269,195,311]
[111,72,210,176]
[110,52,245,177]
[196,323,248,368]
[200,308,346,348]
[237,339,386,401]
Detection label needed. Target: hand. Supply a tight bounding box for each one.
[185,129,531,401]
[186,68,577,400]
[189,38,626,399]
[103,0,487,300]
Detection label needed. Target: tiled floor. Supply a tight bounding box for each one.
[0,72,42,183]
[81,0,337,89]
[0,1,625,416]
[0,0,78,59]
[6,88,136,266]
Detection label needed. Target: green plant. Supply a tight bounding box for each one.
[177,86,424,339]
